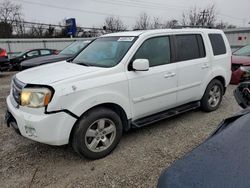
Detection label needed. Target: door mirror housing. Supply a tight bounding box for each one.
[132,59,149,71]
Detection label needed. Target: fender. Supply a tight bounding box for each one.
[200,67,228,97]
[48,88,132,120]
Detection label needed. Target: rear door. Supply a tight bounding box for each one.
[126,36,178,120]
[174,34,211,106]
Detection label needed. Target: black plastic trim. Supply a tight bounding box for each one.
[131,101,200,128]
[44,108,79,119]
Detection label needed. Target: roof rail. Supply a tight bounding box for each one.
[172,25,214,29]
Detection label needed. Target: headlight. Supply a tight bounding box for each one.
[240,66,250,73]
[21,88,52,108]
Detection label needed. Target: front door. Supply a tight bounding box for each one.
[126,36,178,120]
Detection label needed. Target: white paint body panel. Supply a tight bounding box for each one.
[7,29,231,145]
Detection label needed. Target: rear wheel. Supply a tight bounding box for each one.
[201,79,223,112]
[72,107,123,159]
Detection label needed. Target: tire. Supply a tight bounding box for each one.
[72,107,123,159]
[200,79,224,112]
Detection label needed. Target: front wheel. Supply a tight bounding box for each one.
[72,107,123,159]
[201,79,224,112]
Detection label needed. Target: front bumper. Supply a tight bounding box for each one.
[6,95,77,145]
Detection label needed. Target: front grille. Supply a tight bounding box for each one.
[12,77,25,104]
[231,63,241,71]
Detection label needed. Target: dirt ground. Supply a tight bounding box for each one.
[0,71,241,188]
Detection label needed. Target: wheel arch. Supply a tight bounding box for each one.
[69,102,130,144]
[212,75,226,94]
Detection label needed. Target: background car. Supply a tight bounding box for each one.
[9,48,58,70]
[158,76,250,188]
[20,40,92,70]
[0,48,10,72]
[230,44,250,85]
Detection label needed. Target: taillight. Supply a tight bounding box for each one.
[0,48,7,57]
[53,50,59,55]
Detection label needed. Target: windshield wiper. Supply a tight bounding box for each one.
[75,61,92,66]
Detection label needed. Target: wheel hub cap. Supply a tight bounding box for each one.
[85,118,116,153]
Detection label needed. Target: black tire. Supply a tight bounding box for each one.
[72,107,123,159]
[201,79,224,112]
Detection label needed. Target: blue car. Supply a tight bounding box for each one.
[158,81,250,188]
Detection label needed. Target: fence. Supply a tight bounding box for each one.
[0,38,93,58]
[224,27,250,51]
[1,28,250,57]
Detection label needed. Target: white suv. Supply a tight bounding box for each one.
[5,29,231,159]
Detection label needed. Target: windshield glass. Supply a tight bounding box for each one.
[60,41,90,55]
[73,36,136,67]
[15,50,29,57]
[233,45,250,56]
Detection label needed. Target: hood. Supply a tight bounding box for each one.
[16,61,103,85]
[21,54,71,67]
[232,55,250,65]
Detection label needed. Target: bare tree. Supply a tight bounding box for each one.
[215,21,236,29]
[104,16,127,32]
[0,0,24,37]
[163,19,179,28]
[134,12,151,30]
[150,17,162,29]
[182,5,216,27]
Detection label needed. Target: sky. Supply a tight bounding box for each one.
[7,0,250,29]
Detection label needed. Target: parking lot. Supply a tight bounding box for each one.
[0,71,241,188]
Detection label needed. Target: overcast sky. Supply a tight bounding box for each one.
[8,0,250,28]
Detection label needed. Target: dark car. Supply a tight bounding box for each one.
[20,40,91,70]
[10,48,58,70]
[158,82,250,188]
[230,44,250,85]
[0,48,10,71]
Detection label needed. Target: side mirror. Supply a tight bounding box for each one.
[132,59,149,71]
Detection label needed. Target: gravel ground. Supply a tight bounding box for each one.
[0,71,241,188]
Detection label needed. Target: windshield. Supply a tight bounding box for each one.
[73,36,136,67]
[233,45,250,56]
[60,41,90,55]
[15,50,29,57]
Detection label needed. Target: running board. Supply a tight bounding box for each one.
[131,101,200,128]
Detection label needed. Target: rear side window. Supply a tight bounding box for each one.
[40,50,51,55]
[209,34,226,56]
[175,34,205,62]
[134,36,171,67]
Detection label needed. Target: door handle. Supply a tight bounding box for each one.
[201,63,210,69]
[164,72,176,78]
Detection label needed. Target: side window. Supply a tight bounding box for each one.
[40,50,51,55]
[26,50,39,57]
[133,36,171,67]
[209,34,226,56]
[175,34,205,62]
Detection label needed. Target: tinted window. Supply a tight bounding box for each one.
[134,36,171,67]
[209,34,226,56]
[40,49,51,55]
[175,34,205,62]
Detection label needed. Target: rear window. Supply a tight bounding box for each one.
[175,34,205,62]
[209,34,226,56]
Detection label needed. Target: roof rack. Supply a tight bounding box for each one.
[172,25,214,29]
